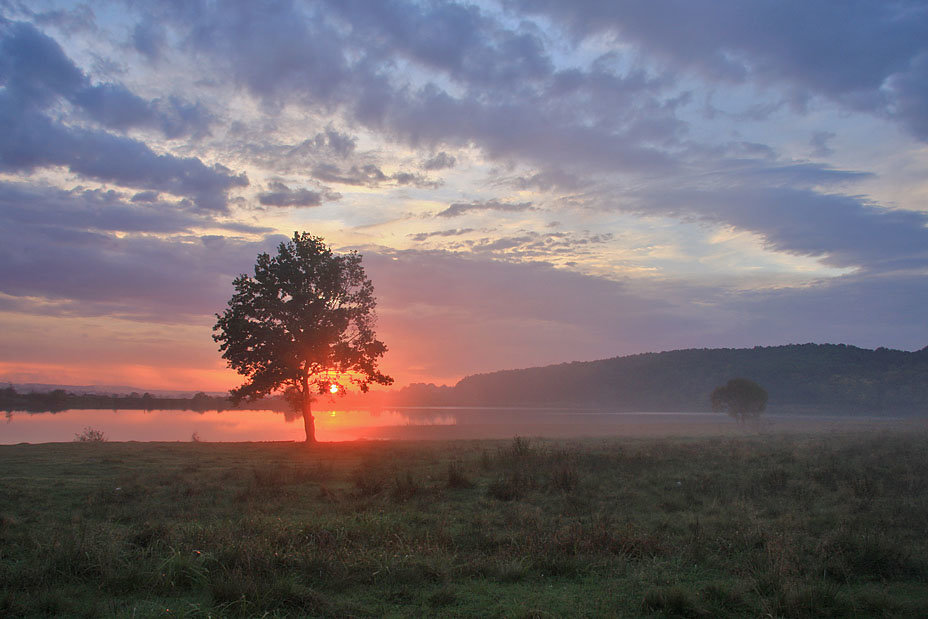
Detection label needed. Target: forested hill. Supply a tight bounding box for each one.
[441,344,928,415]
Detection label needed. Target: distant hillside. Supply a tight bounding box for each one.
[414,344,928,415]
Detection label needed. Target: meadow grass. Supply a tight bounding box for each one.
[1,428,927,617]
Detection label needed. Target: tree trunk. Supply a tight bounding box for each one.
[302,396,316,443]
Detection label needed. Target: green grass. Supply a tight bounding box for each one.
[2,430,928,617]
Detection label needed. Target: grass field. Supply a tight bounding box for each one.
[2,428,928,617]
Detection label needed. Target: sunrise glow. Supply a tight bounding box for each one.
[0,2,925,392]
[4,5,927,617]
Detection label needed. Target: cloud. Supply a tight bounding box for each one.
[311,163,439,188]
[512,0,928,140]
[374,81,679,176]
[437,199,534,218]
[508,169,582,192]
[131,20,166,60]
[257,182,341,207]
[409,228,474,241]
[0,20,213,137]
[633,183,928,272]
[32,6,97,34]
[72,85,214,139]
[421,151,456,170]
[0,220,286,321]
[311,163,386,186]
[131,1,681,179]
[408,227,617,264]
[131,191,159,203]
[310,127,357,158]
[466,230,615,260]
[108,1,927,263]
[883,51,928,140]
[231,127,361,177]
[0,19,84,107]
[394,171,441,188]
[325,0,554,88]
[0,108,247,211]
[809,131,836,158]
[0,20,242,210]
[160,0,352,110]
[0,181,270,235]
[719,162,872,187]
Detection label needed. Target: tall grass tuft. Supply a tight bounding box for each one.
[390,471,422,501]
[487,469,536,501]
[351,463,386,497]
[641,586,704,617]
[446,461,473,489]
[548,462,579,493]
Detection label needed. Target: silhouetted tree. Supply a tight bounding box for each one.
[213,232,393,442]
[711,378,768,423]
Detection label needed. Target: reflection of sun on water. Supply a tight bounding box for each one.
[315,409,456,441]
[1,408,457,443]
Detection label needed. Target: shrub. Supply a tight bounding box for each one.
[74,427,107,442]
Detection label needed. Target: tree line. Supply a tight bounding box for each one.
[397,344,928,415]
[0,387,291,414]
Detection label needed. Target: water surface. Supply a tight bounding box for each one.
[2,407,915,444]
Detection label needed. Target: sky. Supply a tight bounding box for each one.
[1,0,927,392]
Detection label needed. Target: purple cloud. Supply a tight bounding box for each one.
[0,20,240,210]
[513,0,928,140]
[258,182,341,207]
[437,199,534,218]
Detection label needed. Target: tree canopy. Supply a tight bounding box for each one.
[213,232,392,442]
[710,378,768,423]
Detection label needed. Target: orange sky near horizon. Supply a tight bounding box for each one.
[2,4,927,395]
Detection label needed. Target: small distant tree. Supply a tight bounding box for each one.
[711,378,768,423]
[213,232,393,443]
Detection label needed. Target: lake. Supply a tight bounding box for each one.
[3,407,915,444]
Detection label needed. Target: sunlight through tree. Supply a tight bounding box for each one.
[213,232,393,442]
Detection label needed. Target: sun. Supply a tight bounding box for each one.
[329,384,339,394]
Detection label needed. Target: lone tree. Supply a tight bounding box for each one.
[213,232,393,442]
[711,378,768,423]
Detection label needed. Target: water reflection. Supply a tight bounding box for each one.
[1,407,736,444]
[3,407,895,444]
[2,408,461,443]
